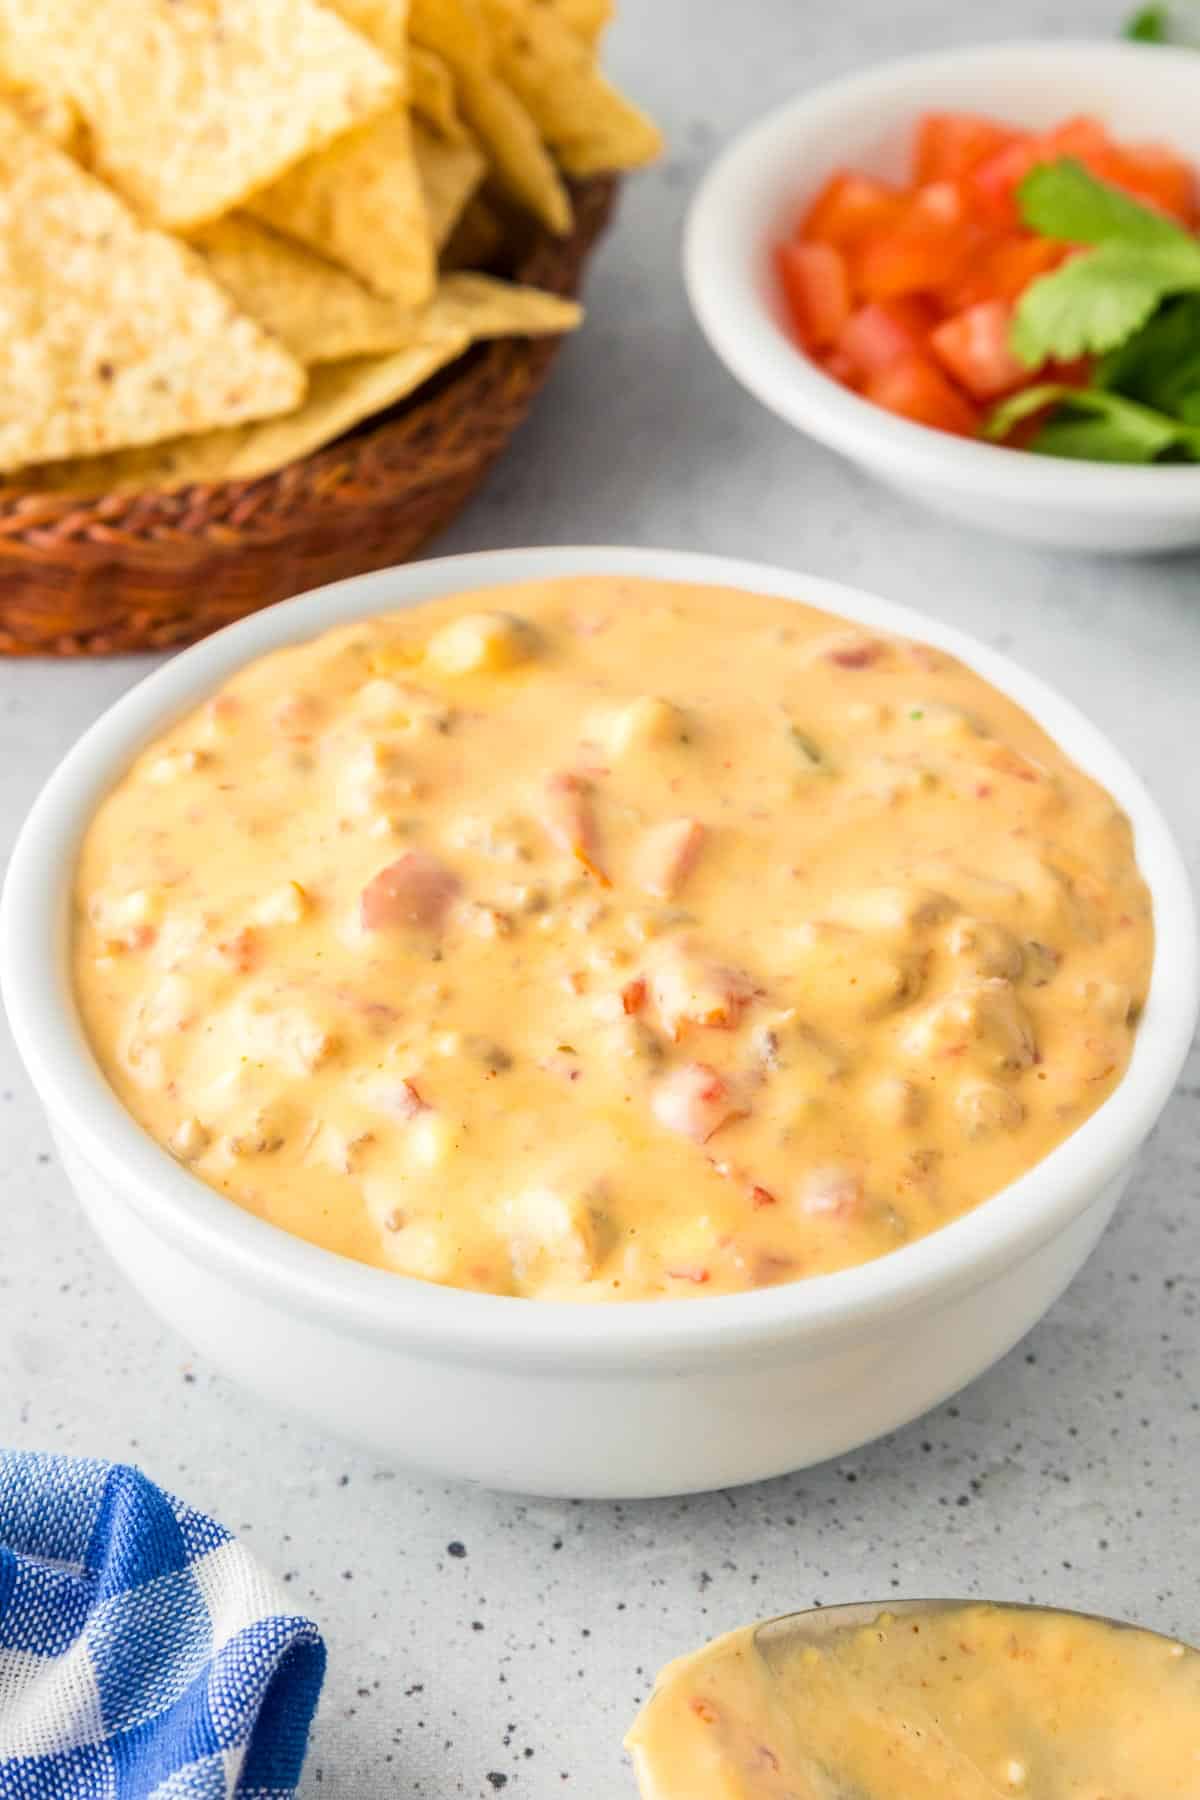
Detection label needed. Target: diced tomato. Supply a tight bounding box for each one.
[650,942,756,1040]
[835,298,936,378]
[910,179,968,226]
[916,112,1025,184]
[991,236,1072,300]
[1129,144,1196,223]
[216,926,260,974]
[819,347,861,387]
[374,1077,429,1121]
[882,293,942,333]
[652,1062,741,1144]
[541,772,609,885]
[360,851,461,933]
[970,127,1100,227]
[797,1165,863,1218]
[801,169,901,245]
[852,193,978,301]
[1093,143,1197,223]
[775,241,851,349]
[633,817,706,900]
[1043,114,1111,160]
[778,106,1199,446]
[970,137,1047,227]
[863,353,981,437]
[852,225,968,301]
[1046,355,1093,388]
[969,115,1182,231]
[949,233,1069,308]
[827,636,885,669]
[930,300,1031,400]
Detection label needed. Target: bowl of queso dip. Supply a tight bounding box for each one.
[627,1600,1200,1797]
[3,548,1195,1496]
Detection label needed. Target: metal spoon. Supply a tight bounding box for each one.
[630,1598,1197,1799]
[752,1595,1194,1666]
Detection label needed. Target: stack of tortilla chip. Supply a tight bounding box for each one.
[0,0,659,496]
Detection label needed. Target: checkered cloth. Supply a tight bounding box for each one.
[0,1450,325,1798]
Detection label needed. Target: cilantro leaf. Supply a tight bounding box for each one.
[984,384,1080,439]
[985,383,1200,462]
[1010,241,1200,365]
[996,156,1200,459]
[1010,162,1200,365]
[1017,159,1190,248]
[1096,294,1200,414]
[1032,413,1175,462]
[1124,4,1170,39]
[1123,1,1200,41]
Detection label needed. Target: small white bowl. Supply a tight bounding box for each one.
[3,547,1196,1498]
[685,41,1200,553]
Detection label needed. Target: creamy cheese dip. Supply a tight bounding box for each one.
[73,577,1153,1301]
[625,1604,1200,1797]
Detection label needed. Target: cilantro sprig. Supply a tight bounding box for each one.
[986,160,1200,463]
[1123,2,1200,43]
[986,382,1200,462]
[1018,158,1188,249]
[1125,4,1172,38]
[1010,161,1200,365]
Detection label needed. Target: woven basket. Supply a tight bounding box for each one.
[0,176,617,657]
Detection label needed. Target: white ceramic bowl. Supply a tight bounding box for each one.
[3,548,1196,1499]
[685,41,1200,553]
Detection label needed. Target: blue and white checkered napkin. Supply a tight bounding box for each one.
[0,1449,325,1799]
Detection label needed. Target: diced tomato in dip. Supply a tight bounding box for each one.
[74,577,1152,1302]
[777,109,1198,440]
[360,850,460,932]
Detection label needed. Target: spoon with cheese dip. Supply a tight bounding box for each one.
[626,1598,1200,1798]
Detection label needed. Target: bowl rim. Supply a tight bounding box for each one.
[684,38,1200,505]
[2,545,1196,1369]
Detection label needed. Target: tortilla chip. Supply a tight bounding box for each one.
[452,62,571,233]
[0,104,304,475]
[410,44,468,141]
[546,0,611,40]
[0,68,77,149]
[0,12,81,146]
[326,0,412,63]
[429,270,580,335]
[0,81,77,150]
[480,0,660,176]
[18,274,580,494]
[251,106,435,306]
[409,0,570,232]
[408,0,489,65]
[322,1,467,140]
[16,341,467,494]
[0,0,399,229]
[414,120,486,246]
[190,214,420,363]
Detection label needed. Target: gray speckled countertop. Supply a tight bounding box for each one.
[2,2,1199,1794]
